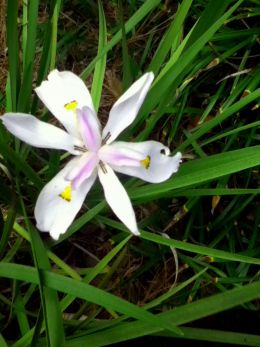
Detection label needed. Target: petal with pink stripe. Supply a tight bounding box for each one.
[101,141,182,183]
[66,152,98,189]
[77,106,101,152]
[99,144,144,167]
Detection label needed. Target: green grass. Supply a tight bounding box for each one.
[0,1,260,346]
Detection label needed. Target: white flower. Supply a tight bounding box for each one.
[1,70,182,240]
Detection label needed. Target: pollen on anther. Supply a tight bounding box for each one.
[59,183,72,202]
[64,100,78,111]
[140,155,151,169]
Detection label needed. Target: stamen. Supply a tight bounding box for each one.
[140,155,151,169]
[99,160,107,174]
[74,145,87,153]
[59,182,72,202]
[102,132,111,145]
[64,100,78,111]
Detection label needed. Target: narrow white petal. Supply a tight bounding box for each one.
[1,113,77,154]
[102,72,154,144]
[77,106,101,151]
[98,163,139,235]
[35,157,97,240]
[35,69,96,139]
[105,141,182,183]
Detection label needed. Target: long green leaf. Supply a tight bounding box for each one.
[64,280,260,346]
[97,217,260,265]
[137,0,244,124]
[91,0,107,111]
[131,145,260,200]
[6,0,20,111]
[148,0,192,74]
[81,0,161,79]
[28,225,65,347]
[158,327,260,346]
[0,263,182,335]
[18,0,39,112]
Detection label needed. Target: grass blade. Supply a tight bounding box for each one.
[91,0,107,111]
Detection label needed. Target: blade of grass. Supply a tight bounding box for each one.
[178,88,260,152]
[18,0,39,112]
[184,0,230,49]
[28,223,66,347]
[80,0,161,79]
[65,279,260,346]
[15,173,65,347]
[0,262,182,335]
[14,287,30,337]
[0,195,16,258]
[136,0,244,126]
[0,334,8,347]
[60,235,131,312]
[91,0,107,111]
[0,135,42,188]
[6,0,20,111]
[130,145,260,200]
[97,217,260,265]
[148,0,192,75]
[49,0,62,70]
[158,327,260,346]
[119,0,132,89]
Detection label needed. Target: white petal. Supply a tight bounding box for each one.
[35,69,96,139]
[102,72,154,144]
[1,113,77,154]
[98,163,139,235]
[77,106,101,151]
[35,157,97,240]
[103,141,182,183]
[66,151,98,189]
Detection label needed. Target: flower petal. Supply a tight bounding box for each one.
[35,157,97,240]
[98,163,139,235]
[102,72,154,144]
[35,69,95,139]
[77,106,101,151]
[1,113,77,154]
[66,151,98,189]
[101,141,182,183]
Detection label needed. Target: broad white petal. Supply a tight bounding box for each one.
[98,163,139,235]
[77,106,101,151]
[35,69,96,139]
[35,157,97,240]
[101,141,182,183]
[102,72,154,144]
[1,113,77,154]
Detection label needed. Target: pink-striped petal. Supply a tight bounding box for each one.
[101,141,182,183]
[66,152,98,189]
[77,106,101,151]
[35,157,97,240]
[99,144,143,167]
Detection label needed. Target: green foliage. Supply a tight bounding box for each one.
[0,0,260,346]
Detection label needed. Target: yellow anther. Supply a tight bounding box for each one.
[59,183,72,202]
[140,155,151,169]
[64,100,78,111]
